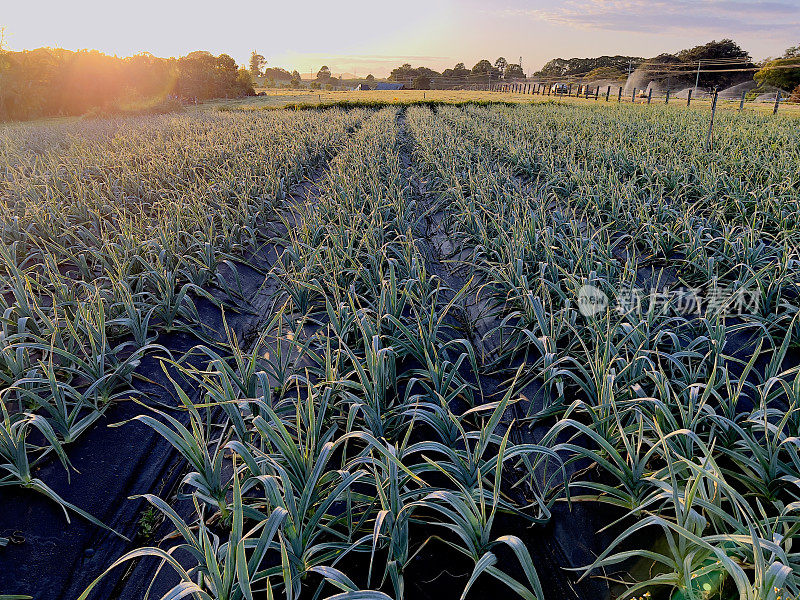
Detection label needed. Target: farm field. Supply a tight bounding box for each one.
[1,101,800,600]
[214,88,800,117]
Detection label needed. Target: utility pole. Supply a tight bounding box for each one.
[694,60,701,95]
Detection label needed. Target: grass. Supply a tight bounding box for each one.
[2,98,800,600]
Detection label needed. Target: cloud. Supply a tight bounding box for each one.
[511,0,800,35]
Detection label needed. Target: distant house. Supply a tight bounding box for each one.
[375,82,406,90]
[355,83,372,91]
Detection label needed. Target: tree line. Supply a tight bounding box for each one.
[533,39,799,96]
[383,39,798,96]
[0,45,255,121]
[388,58,525,87]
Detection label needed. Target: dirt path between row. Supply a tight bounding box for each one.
[395,106,614,600]
[0,121,362,600]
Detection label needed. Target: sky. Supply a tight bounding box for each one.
[2,0,799,76]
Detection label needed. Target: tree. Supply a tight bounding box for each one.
[495,57,508,73]
[390,63,413,81]
[754,56,800,92]
[366,74,375,81]
[676,39,753,89]
[290,70,301,88]
[249,51,265,78]
[317,65,331,81]
[263,67,292,82]
[472,60,494,75]
[785,44,800,59]
[1,46,254,121]
[442,62,470,80]
[534,55,643,78]
[235,68,256,96]
[581,66,627,81]
[676,39,750,63]
[791,85,800,103]
[504,63,524,80]
[413,75,431,90]
[389,63,440,82]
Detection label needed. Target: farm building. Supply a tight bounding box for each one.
[375,82,406,90]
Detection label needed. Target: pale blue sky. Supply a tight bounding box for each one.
[2,1,798,76]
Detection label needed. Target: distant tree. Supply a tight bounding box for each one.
[124,52,174,98]
[263,67,292,81]
[534,55,643,78]
[785,44,800,59]
[581,66,627,81]
[310,81,321,89]
[249,51,265,78]
[290,70,301,88]
[389,63,440,82]
[413,75,431,90]
[676,39,750,63]
[791,84,800,103]
[472,60,493,74]
[390,63,413,81]
[442,62,470,80]
[1,30,18,119]
[495,57,508,73]
[676,39,753,89]
[755,56,800,91]
[236,67,256,96]
[504,63,524,80]
[366,73,375,81]
[472,60,497,77]
[174,51,254,100]
[317,65,331,81]
[1,46,254,121]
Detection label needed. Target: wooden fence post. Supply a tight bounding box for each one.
[568,83,573,96]
[606,85,611,101]
[618,87,622,102]
[687,89,693,106]
[739,91,746,112]
[665,89,670,104]
[595,86,600,100]
[647,88,652,104]
[632,88,637,103]
[706,88,719,150]
[774,91,782,115]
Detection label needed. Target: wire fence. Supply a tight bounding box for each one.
[387,57,799,113]
[486,80,790,115]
